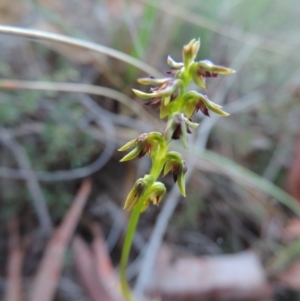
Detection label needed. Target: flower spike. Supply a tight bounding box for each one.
[119,38,236,301]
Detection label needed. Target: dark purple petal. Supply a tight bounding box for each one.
[172,125,182,140]
[172,165,179,183]
[197,101,210,117]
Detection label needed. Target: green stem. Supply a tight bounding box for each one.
[120,142,169,301]
[120,193,147,301]
[149,142,169,179]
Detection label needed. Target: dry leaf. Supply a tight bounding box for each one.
[282,218,300,243]
[5,218,24,301]
[72,236,123,301]
[147,246,270,301]
[277,259,300,289]
[29,180,91,301]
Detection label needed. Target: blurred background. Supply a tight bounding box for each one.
[0,0,300,300]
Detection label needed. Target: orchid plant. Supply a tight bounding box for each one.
[119,39,235,301]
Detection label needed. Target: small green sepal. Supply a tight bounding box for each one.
[167,55,184,69]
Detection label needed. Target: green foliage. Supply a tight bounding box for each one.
[0,101,20,123]
[35,123,97,168]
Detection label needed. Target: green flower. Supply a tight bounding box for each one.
[132,78,183,118]
[123,178,147,211]
[183,91,229,118]
[119,132,165,162]
[166,55,184,76]
[190,60,235,90]
[163,151,187,196]
[163,113,198,148]
[123,175,154,211]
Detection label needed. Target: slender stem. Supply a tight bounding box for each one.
[120,142,169,300]
[150,142,169,179]
[120,194,146,301]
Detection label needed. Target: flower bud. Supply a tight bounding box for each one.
[123,178,147,211]
[123,175,155,211]
[183,38,200,68]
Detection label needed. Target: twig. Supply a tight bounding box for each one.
[4,123,43,138]
[91,222,127,301]
[91,224,115,281]
[72,235,124,301]
[0,128,52,234]
[0,81,126,181]
[6,217,24,301]
[0,80,154,121]
[29,179,91,301]
[0,25,162,77]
